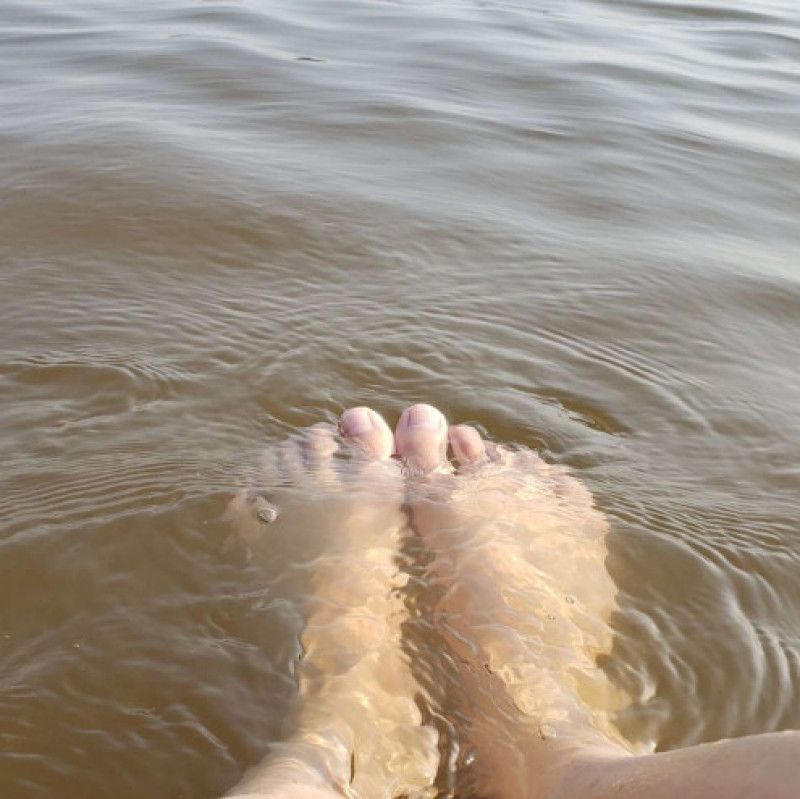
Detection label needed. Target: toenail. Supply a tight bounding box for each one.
[341,407,373,436]
[406,404,443,430]
[450,425,485,462]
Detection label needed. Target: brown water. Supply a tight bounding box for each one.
[2,0,800,796]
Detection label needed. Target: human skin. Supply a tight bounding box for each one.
[394,403,800,799]
[224,402,800,799]
[223,408,438,799]
[395,405,630,799]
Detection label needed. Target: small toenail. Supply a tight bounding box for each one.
[450,425,485,463]
[341,407,373,436]
[406,404,443,430]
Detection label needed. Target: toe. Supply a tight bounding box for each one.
[448,424,487,468]
[395,403,448,474]
[340,406,394,460]
[276,438,307,486]
[302,423,339,485]
[303,423,338,462]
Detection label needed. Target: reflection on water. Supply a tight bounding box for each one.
[1,0,799,796]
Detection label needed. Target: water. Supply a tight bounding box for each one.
[1,0,799,796]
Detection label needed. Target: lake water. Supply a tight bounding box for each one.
[1,0,799,797]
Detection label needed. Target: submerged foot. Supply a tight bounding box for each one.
[227,401,629,799]
[227,401,800,799]
[225,406,439,799]
[394,403,629,799]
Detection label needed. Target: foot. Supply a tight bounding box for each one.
[394,403,630,799]
[225,407,438,799]
[396,409,800,799]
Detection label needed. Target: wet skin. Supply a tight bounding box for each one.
[224,404,800,799]
[224,407,437,799]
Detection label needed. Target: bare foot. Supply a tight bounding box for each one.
[395,404,631,799]
[224,408,438,799]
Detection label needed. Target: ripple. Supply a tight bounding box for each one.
[1,0,799,795]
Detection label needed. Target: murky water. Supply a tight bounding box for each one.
[1,0,799,796]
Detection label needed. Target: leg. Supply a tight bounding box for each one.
[550,730,800,799]
[395,405,633,798]
[396,405,800,799]
[225,408,438,799]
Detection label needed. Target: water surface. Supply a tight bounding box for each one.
[1,0,799,796]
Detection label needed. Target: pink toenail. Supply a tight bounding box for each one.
[406,404,443,430]
[341,407,373,436]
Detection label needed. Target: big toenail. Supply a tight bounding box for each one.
[406,404,443,430]
[341,407,373,436]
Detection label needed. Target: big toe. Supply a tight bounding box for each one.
[395,403,448,474]
[340,406,394,460]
